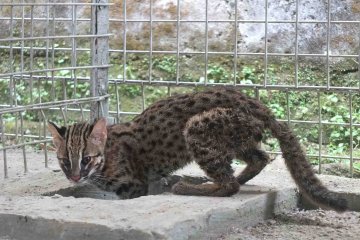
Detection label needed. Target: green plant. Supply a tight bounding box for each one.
[207,65,231,83]
[239,66,256,84]
[152,56,177,79]
[1,47,360,176]
[118,85,142,98]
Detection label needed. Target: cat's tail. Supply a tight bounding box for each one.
[267,118,348,212]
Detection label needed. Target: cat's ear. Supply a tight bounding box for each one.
[89,118,107,145]
[48,122,65,149]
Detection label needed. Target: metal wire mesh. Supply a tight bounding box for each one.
[0,0,110,178]
[0,0,359,178]
[106,0,360,176]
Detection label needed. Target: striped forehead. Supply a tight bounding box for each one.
[65,123,92,159]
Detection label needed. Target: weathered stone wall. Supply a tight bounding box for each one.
[108,0,360,57]
[0,0,359,57]
[0,0,90,43]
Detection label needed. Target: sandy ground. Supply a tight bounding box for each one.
[218,209,360,240]
[0,148,58,179]
[1,149,360,240]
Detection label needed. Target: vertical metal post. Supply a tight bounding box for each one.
[176,0,180,84]
[264,0,269,87]
[326,0,331,89]
[318,92,323,174]
[1,114,7,178]
[349,92,353,177]
[122,0,127,83]
[90,0,109,120]
[294,0,299,88]
[71,0,78,98]
[204,0,209,85]
[149,0,153,84]
[233,0,238,86]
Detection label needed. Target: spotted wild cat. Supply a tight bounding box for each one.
[48,87,347,212]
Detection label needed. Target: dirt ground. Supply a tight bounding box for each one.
[218,209,360,240]
[0,148,58,180]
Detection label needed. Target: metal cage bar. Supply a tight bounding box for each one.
[0,0,359,179]
[0,1,110,178]
[90,0,109,120]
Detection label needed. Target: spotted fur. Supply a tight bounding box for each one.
[48,87,347,211]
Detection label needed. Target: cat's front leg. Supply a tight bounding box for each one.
[115,180,148,199]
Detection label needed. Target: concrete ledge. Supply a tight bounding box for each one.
[1,160,360,240]
[0,186,298,240]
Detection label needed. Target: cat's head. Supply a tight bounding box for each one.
[48,118,107,183]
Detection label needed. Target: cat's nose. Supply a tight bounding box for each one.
[70,175,81,182]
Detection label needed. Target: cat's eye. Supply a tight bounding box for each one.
[82,156,91,165]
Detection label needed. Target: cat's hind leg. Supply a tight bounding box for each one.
[171,157,240,197]
[171,141,239,197]
[236,148,270,185]
[172,108,240,197]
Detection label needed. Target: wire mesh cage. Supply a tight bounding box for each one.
[0,0,359,178]
[0,0,110,177]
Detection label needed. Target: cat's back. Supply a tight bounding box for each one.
[132,87,247,127]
